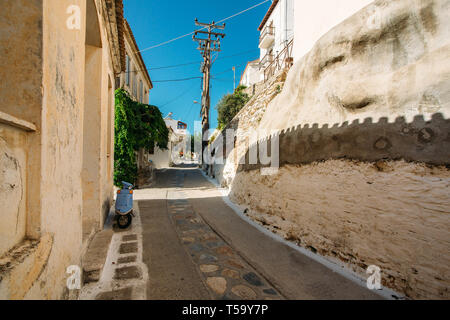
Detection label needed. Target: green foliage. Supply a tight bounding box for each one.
[114,89,169,186]
[215,85,250,129]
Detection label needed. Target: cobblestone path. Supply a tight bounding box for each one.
[164,170,283,300]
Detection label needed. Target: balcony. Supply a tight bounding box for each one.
[259,24,274,49]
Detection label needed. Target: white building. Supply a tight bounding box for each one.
[258,0,295,82]
[164,115,188,137]
[148,114,189,168]
[239,0,295,86]
[239,59,260,88]
[244,0,375,84]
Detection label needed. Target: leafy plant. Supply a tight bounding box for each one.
[114,89,169,186]
[215,85,250,129]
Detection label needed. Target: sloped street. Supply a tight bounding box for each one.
[88,165,384,300]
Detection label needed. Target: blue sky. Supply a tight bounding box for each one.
[123,0,270,132]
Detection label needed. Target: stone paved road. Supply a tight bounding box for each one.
[84,164,384,300]
[137,164,383,300]
[139,165,282,300]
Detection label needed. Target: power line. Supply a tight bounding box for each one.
[148,61,199,71]
[150,63,248,83]
[152,76,202,83]
[212,61,249,77]
[136,0,270,53]
[147,58,253,83]
[147,50,254,71]
[183,101,199,121]
[160,82,198,107]
[131,48,258,72]
[137,51,255,83]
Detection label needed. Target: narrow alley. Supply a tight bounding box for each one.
[81,165,384,300]
[1,0,449,306]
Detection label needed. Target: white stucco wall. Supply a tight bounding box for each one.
[293,0,373,62]
[148,145,171,169]
[240,62,260,87]
[260,0,294,57]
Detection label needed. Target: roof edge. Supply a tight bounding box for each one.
[258,0,279,31]
[124,19,153,89]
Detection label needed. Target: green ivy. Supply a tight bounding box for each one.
[114,89,169,186]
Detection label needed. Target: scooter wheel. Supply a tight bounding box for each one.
[117,213,132,229]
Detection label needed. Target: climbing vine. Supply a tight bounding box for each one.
[114,89,169,186]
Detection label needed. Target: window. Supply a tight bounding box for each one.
[139,80,143,103]
[133,73,137,98]
[125,55,130,86]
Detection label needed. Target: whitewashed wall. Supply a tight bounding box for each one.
[293,0,373,62]
[241,62,260,87]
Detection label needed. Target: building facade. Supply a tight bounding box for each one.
[117,19,152,104]
[0,0,125,299]
[245,0,375,84]
[258,0,295,82]
[115,19,154,184]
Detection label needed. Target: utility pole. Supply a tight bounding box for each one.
[193,19,225,165]
[232,66,236,91]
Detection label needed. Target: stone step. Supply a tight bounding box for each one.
[82,229,113,284]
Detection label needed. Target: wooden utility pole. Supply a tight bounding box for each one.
[193,19,225,163]
[232,66,236,91]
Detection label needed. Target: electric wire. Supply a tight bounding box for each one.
[160,82,198,107]
[135,0,270,53]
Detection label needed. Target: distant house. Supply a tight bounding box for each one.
[165,117,188,136]
[239,59,260,89]
[148,114,189,168]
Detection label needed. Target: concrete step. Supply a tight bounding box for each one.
[82,229,113,284]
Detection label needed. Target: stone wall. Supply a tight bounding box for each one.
[231,161,450,299]
[211,0,450,299]
[212,71,288,187]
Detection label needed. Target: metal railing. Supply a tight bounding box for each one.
[260,52,274,69]
[263,39,294,82]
